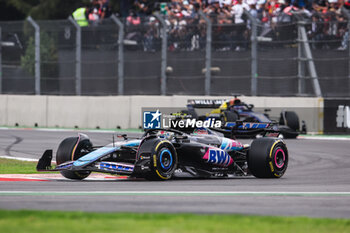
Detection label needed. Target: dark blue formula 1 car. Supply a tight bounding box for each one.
[173,98,306,139]
[37,128,288,180]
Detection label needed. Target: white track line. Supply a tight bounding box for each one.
[298,136,350,141]
[0,191,349,196]
[0,155,39,162]
[0,127,141,134]
[0,155,56,163]
[1,127,349,140]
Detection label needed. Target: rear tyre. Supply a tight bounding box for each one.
[181,108,198,119]
[248,138,288,178]
[278,125,298,139]
[221,111,239,125]
[139,139,177,181]
[280,111,300,131]
[56,135,92,180]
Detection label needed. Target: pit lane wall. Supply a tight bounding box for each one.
[0,95,324,134]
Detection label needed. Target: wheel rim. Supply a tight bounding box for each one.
[274,148,285,169]
[159,149,173,171]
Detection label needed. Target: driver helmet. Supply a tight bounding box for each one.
[158,131,174,140]
[229,98,241,106]
[233,98,241,105]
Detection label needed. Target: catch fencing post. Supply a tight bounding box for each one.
[297,21,305,95]
[154,13,167,95]
[27,16,41,95]
[0,27,2,94]
[299,21,322,97]
[244,10,258,96]
[199,11,212,96]
[293,12,321,97]
[68,16,81,96]
[342,8,350,82]
[347,10,350,95]
[111,14,124,95]
[348,14,350,82]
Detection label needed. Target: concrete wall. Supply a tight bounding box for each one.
[0,95,324,133]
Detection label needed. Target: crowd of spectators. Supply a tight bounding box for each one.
[86,0,112,23]
[81,0,350,51]
[123,0,350,51]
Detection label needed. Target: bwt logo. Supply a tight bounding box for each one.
[336,105,350,128]
[143,110,162,129]
[207,149,232,166]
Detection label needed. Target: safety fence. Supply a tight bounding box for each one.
[0,11,349,97]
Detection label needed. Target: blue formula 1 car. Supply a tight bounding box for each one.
[173,98,306,139]
[37,128,288,180]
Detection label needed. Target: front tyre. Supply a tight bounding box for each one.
[248,138,288,178]
[56,135,92,180]
[146,140,177,180]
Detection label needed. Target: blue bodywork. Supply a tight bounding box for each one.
[73,140,140,168]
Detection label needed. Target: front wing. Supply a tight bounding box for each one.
[36,150,135,175]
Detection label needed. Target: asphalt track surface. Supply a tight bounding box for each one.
[0,129,350,218]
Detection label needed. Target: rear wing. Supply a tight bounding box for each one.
[187,99,227,108]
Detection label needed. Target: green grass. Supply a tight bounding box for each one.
[0,158,55,174]
[0,210,349,233]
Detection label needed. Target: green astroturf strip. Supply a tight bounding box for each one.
[0,158,57,174]
[0,210,349,233]
[0,158,44,174]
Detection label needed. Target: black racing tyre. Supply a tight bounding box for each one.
[280,111,300,131]
[56,135,92,180]
[181,108,198,119]
[140,139,177,181]
[221,111,239,124]
[248,137,288,178]
[278,125,299,139]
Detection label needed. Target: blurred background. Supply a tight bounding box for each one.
[0,0,349,97]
